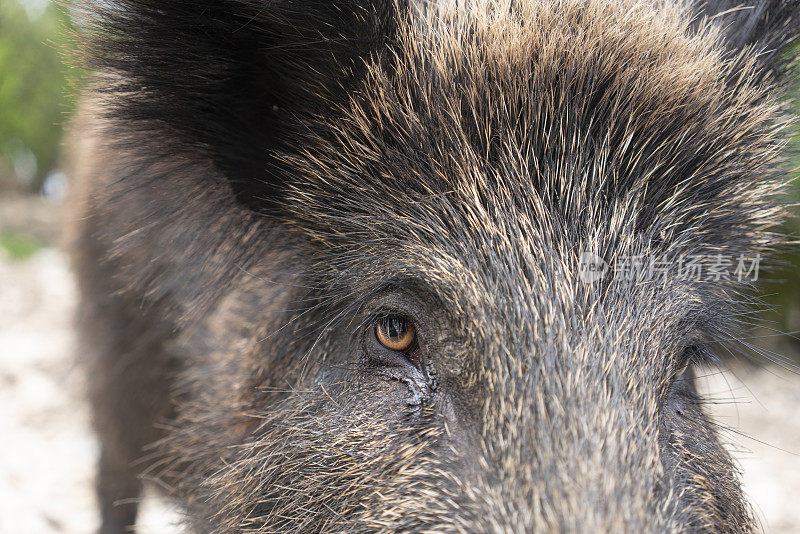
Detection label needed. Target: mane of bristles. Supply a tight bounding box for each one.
[286,0,794,264]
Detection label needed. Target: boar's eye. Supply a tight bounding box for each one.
[375,316,416,352]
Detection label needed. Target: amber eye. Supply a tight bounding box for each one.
[375,316,416,351]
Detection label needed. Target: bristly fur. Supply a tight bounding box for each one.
[69,0,800,532]
[288,0,794,255]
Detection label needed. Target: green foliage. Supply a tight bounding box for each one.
[0,0,77,190]
[0,230,44,260]
[757,48,800,327]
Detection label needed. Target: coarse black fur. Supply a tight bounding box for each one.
[77,0,402,208]
[68,0,800,532]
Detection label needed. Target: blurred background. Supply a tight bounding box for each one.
[0,0,799,532]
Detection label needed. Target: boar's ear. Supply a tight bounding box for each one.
[80,0,401,211]
[690,0,800,78]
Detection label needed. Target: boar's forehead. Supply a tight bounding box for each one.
[286,0,787,269]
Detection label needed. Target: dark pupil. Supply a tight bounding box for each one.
[383,317,407,340]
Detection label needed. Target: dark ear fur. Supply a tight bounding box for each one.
[78,0,400,210]
[690,0,800,77]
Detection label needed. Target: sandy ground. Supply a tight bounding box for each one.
[0,249,182,533]
[1,247,798,533]
[698,366,800,532]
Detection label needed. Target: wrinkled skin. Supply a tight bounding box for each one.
[69,0,799,532]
